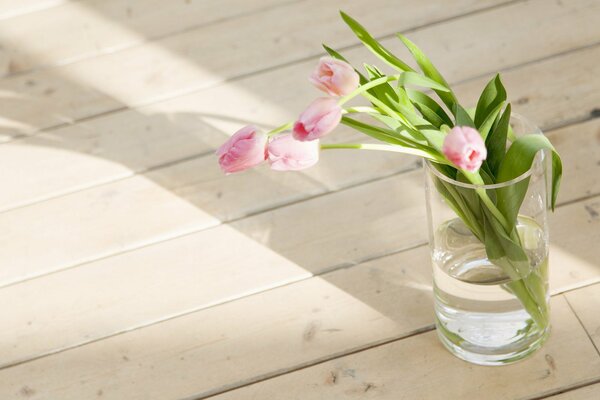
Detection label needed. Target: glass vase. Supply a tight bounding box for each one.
[424,115,550,365]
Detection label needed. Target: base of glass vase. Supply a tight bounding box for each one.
[436,320,550,366]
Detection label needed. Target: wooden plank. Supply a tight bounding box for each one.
[1,291,597,399]
[0,171,598,371]
[0,0,67,20]
[0,0,587,136]
[565,282,600,350]
[0,0,290,76]
[1,0,599,211]
[209,296,600,400]
[2,40,597,286]
[544,384,600,399]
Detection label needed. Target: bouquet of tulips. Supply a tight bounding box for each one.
[217,12,562,329]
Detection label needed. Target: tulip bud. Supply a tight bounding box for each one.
[268,133,319,171]
[309,56,360,97]
[216,125,267,173]
[293,97,342,141]
[442,126,487,172]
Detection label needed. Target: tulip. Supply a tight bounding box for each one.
[216,125,267,173]
[442,126,487,172]
[309,57,360,97]
[268,133,319,171]
[293,97,342,141]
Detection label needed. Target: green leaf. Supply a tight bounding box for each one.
[341,115,421,148]
[396,71,450,92]
[496,135,563,231]
[453,104,475,127]
[340,12,414,73]
[485,103,511,177]
[482,207,530,279]
[474,74,507,128]
[406,89,453,128]
[369,113,428,145]
[477,101,504,140]
[363,64,401,111]
[397,34,457,111]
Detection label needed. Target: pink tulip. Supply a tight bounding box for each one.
[293,97,342,141]
[309,57,360,97]
[216,125,267,173]
[442,126,487,172]
[268,133,319,171]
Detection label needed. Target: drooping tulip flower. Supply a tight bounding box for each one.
[442,126,487,172]
[267,133,320,171]
[216,125,267,173]
[309,56,360,97]
[293,97,342,141]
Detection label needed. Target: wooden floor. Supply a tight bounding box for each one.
[1,0,600,398]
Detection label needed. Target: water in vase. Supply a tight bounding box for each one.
[432,216,550,365]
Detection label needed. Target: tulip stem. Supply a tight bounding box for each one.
[342,106,383,114]
[267,121,294,137]
[320,143,450,164]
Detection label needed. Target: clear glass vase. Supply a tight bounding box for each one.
[424,115,550,365]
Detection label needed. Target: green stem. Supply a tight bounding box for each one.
[463,171,511,232]
[320,143,450,163]
[267,121,293,137]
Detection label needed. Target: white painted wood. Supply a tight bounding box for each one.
[0,22,600,210]
[565,282,600,350]
[0,0,69,20]
[545,384,600,399]
[0,0,289,76]
[0,0,560,136]
[1,294,597,399]
[0,0,598,213]
[0,175,598,371]
[210,296,600,400]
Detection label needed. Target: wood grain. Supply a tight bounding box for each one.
[545,383,600,399]
[1,0,599,212]
[1,293,596,399]
[564,282,600,350]
[0,0,290,76]
[0,174,598,372]
[0,0,507,137]
[209,296,600,400]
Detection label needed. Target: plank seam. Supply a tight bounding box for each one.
[0,113,597,293]
[1,0,303,79]
[564,296,600,358]
[190,325,438,400]
[0,240,430,372]
[193,286,600,399]
[0,0,525,140]
[525,377,600,400]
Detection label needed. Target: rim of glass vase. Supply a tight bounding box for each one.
[425,113,543,190]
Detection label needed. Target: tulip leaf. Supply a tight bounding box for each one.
[474,74,507,129]
[340,12,414,73]
[406,89,453,128]
[363,64,401,111]
[485,103,511,177]
[370,113,428,145]
[397,34,457,112]
[341,115,424,149]
[396,71,450,92]
[478,101,505,140]
[496,135,563,231]
[453,103,475,128]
